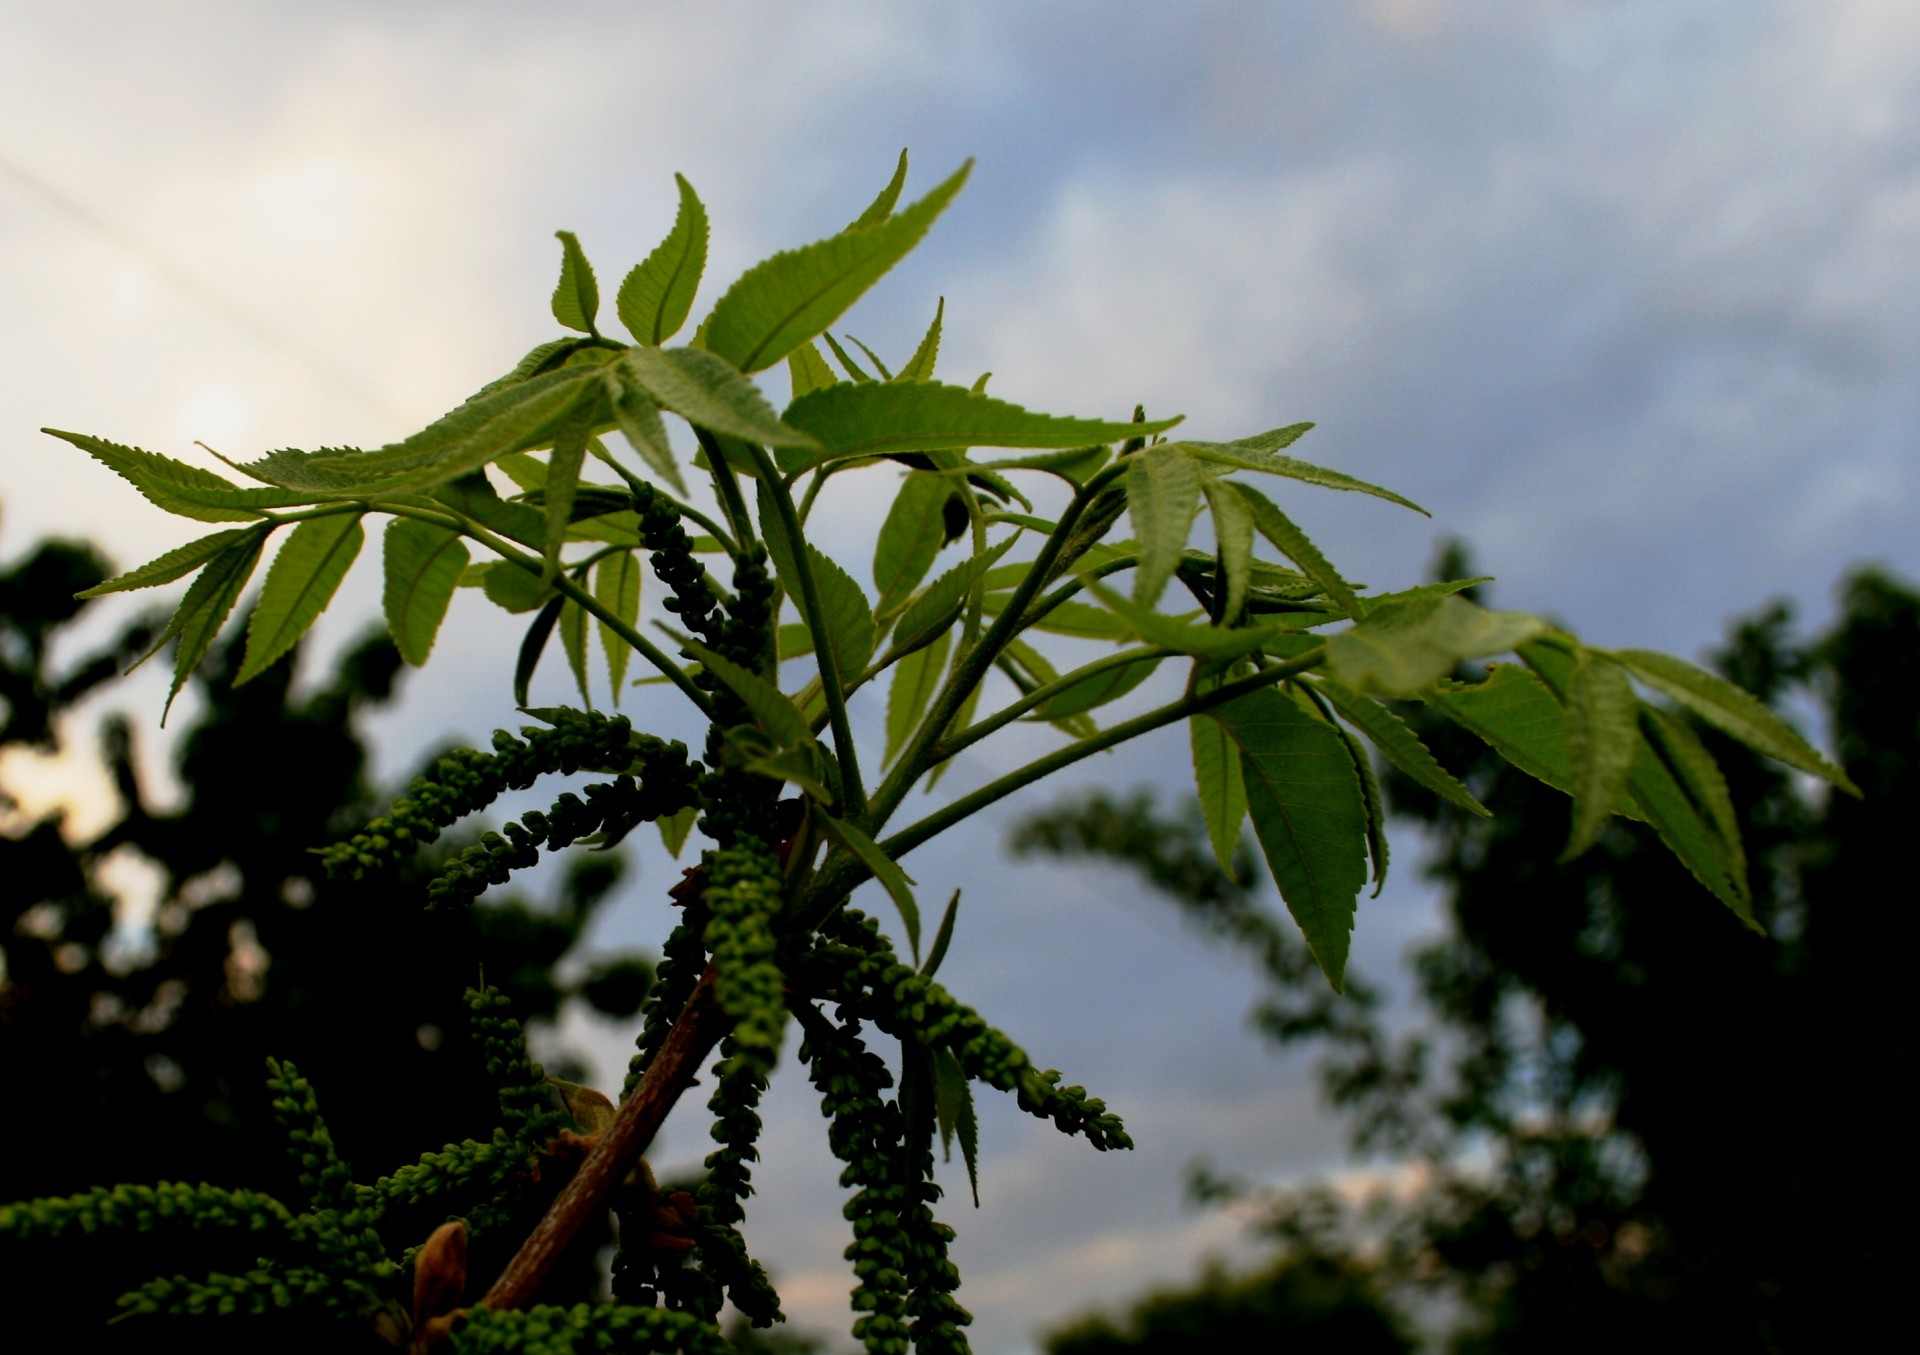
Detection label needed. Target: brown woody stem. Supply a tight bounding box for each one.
[481,966,726,1311]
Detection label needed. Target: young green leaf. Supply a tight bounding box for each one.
[298,365,604,496]
[617,173,708,345]
[847,148,909,232]
[1230,481,1361,620]
[846,335,894,381]
[154,526,270,721]
[1034,653,1162,720]
[1610,648,1860,794]
[1076,575,1288,660]
[921,888,961,978]
[620,346,818,450]
[781,379,1181,471]
[1179,427,1428,514]
[890,536,1017,657]
[885,627,951,767]
[1190,690,1249,881]
[821,332,874,383]
[482,561,553,614]
[1001,637,1096,740]
[515,596,565,707]
[1201,476,1255,621]
[1563,652,1640,860]
[978,444,1113,485]
[592,552,641,701]
[1306,686,1390,895]
[1126,447,1201,608]
[873,471,952,612]
[1626,720,1755,925]
[981,592,1130,641]
[550,230,600,334]
[432,472,547,550]
[46,429,308,522]
[1642,704,1744,874]
[925,679,982,792]
[560,592,593,707]
[804,544,876,679]
[670,632,813,748]
[703,160,971,374]
[819,812,921,960]
[1206,686,1370,990]
[656,804,698,859]
[1311,676,1488,817]
[932,1044,980,1207]
[381,519,468,666]
[76,528,254,598]
[786,341,840,401]
[601,369,687,496]
[1327,595,1546,696]
[541,405,593,584]
[237,514,365,685]
[897,297,944,381]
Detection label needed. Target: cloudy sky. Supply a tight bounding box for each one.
[4,3,1917,1351]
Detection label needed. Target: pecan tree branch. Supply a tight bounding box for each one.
[482,966,727,1310]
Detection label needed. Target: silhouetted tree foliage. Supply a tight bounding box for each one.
[0,531,654,1348]
[1018,557,1916,1353]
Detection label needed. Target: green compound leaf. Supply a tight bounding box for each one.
[619,346,818,450]
[885,626,950,767]
[45,429,309,523]
[77,528,253,598]
[804,544,876,681]
[153,525,270,721]
[1563,651,1641,860]
[671,631,813,749]
[237,513,365,685]
[786,340,840,400]
[780,379,1181,472]
[618,173,708,345]
[297,364,604,496]
[1206,686,1369,990]
[819,812,921,961]
[898,296,944,381]
[1126,446,1201,608]
[704,160,971,374]
[891,535,1017,657]
[593,551,641,701]
[1230,481,1361,620]
[1326,594,1546,696]
[601,368,687,496]
[1190,685,1249,881]
[1178,425,1428,514]
[932,1043,981,1207]
[873,470,952,612]
[551,230,600,334]
[1311,676,1488,817]
[1611,647,1860,794]
[847,148,910,232]
[380,518,468,666]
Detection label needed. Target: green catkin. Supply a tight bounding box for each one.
[362,1128,519,1210]
[0,1182,293,1240]
[115,1265,330,1318]
[896,1130,972,1353]
[701,839,788,1069]
[800,1012,914,1355]
[624,914,707,1098]
[320,711,658,880]
[450,1301,731,1355]
[811,912,1131,1151]
[466,988,569,1146]
[692,1036,784,1326]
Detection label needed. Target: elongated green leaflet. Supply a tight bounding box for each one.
[1201,477,1254,621]
[703,160,971,374]
[560,591,592,706]
[847,148,909,232]
[1643,703,1747,889]
[1230,481,1361,620]
[1205,686,1370,990]
[1610,647,1859,794]
[1190,688,1249,881]
[1126,447,1201,608]
[1563,652,1640,859]
[542,406,593,583]
[381,519,468,666]
[237,514,365,685]
[780,380,1181,472]
[77,528,253,598]
[156,526,271,720]
[819,812,922,960]
[891,536,1017,657]
[1035,654,1161,720]
[804,545,876,679]
[873,471,952,611]
[786,341,839,400]
[45,430,307,522]
[593,552,641,700]
[550,230,599,334]
[886,628,951,766]
[898,297,944,381]
[1178,426,1428,514]
[921,888,961,978]
[618,173,708,345]
[1327,595,1546,696]
[671,632,813,749]
[515,596,564,708]
[620,346,817,450]
[602,370,686,496]
[932,1043,980,1207]
[1311,676,1489,817]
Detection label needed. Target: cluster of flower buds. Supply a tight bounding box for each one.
[0,1181,291,1241]
[450,1300,732,1355]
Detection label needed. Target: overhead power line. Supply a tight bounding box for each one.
[0,149,408,425]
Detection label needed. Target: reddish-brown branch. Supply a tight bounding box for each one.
[481,965,726,1311]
